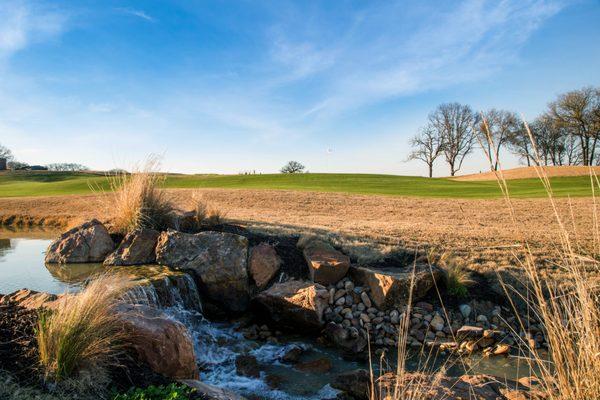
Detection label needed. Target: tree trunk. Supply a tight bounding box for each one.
[581,136,589,166]
[428,164,433,178]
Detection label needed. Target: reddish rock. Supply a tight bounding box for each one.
[294,357,332,373]
[456,325,484,341]
[254,280,329,331]
[302,239,349,285]
[0,289,59,310]
[248,243,281,289]
[350,265,442,309]
[117,304,199,380]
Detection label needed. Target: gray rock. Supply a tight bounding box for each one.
[476,314,488,323]
[360,291,372,308]
[155,230,250,312]
[104,228,159,266]
[344,280,354,292]
[46,219,115,264]
[430,314,445,332]
[459,304,472,319]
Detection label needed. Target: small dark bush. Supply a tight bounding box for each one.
[112,383,195,400]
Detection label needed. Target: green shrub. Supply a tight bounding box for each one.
[112,384,195,400]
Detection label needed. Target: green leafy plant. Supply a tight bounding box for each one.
[112,383,195,400]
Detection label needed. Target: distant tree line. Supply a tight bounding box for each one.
[409,86,600,177]
[46,163,89,172]
[0,144,88,171]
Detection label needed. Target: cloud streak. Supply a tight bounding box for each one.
[115,7,156,22]
[268,0,565,117]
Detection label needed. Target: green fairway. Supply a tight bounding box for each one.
[0,171,595,199]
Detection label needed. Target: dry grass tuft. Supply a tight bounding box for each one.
[102,156,174,234]
[188,192,226,228]
[434,252,476,298]
[37,274,134,387]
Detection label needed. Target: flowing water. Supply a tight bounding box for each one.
[0,230,538,399]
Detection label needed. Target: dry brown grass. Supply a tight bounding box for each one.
[0,187,598,290]
[37,274,134,388]
[188,191,226,228]
[100,156,174,234]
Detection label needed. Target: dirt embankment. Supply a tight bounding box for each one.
[452,165,600,181]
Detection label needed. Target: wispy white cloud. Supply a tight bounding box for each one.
[0,0,67,60]
[115,7,156,22]
[269,0,565,117]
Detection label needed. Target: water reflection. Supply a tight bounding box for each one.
[0,238,11,260]
[44,262,105,284]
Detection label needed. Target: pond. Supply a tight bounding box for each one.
[0,230,540,399]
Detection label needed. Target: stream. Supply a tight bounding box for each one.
[0,230,538,399]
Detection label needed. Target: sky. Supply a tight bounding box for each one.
[0,0,599,176]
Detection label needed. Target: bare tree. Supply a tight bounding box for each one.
[548,86,600,166]
[408,125,444,177]
[0,143,13,161]
[280,161,305,174]
[565,133,581,166]
[476,109,520,171]
[428,103,475,176]
[7,161,29,170]
[507,126,534,166]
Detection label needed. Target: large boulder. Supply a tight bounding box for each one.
[302,239,349,285]
[155,230,250,312]
[254,280,329,331]
[350,265,441,309]
[248,242,281,289]
[104,229,159,266]
[45,219,115,263]
[331,369,370,400]
[117,304,199,380]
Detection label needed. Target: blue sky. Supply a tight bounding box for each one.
[1,0,599,176]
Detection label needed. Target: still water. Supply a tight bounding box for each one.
[0,231,103,294]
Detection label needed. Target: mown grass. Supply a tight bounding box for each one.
[0,171,595,198]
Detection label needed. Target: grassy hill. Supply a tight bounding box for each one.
[0,170,595,199]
